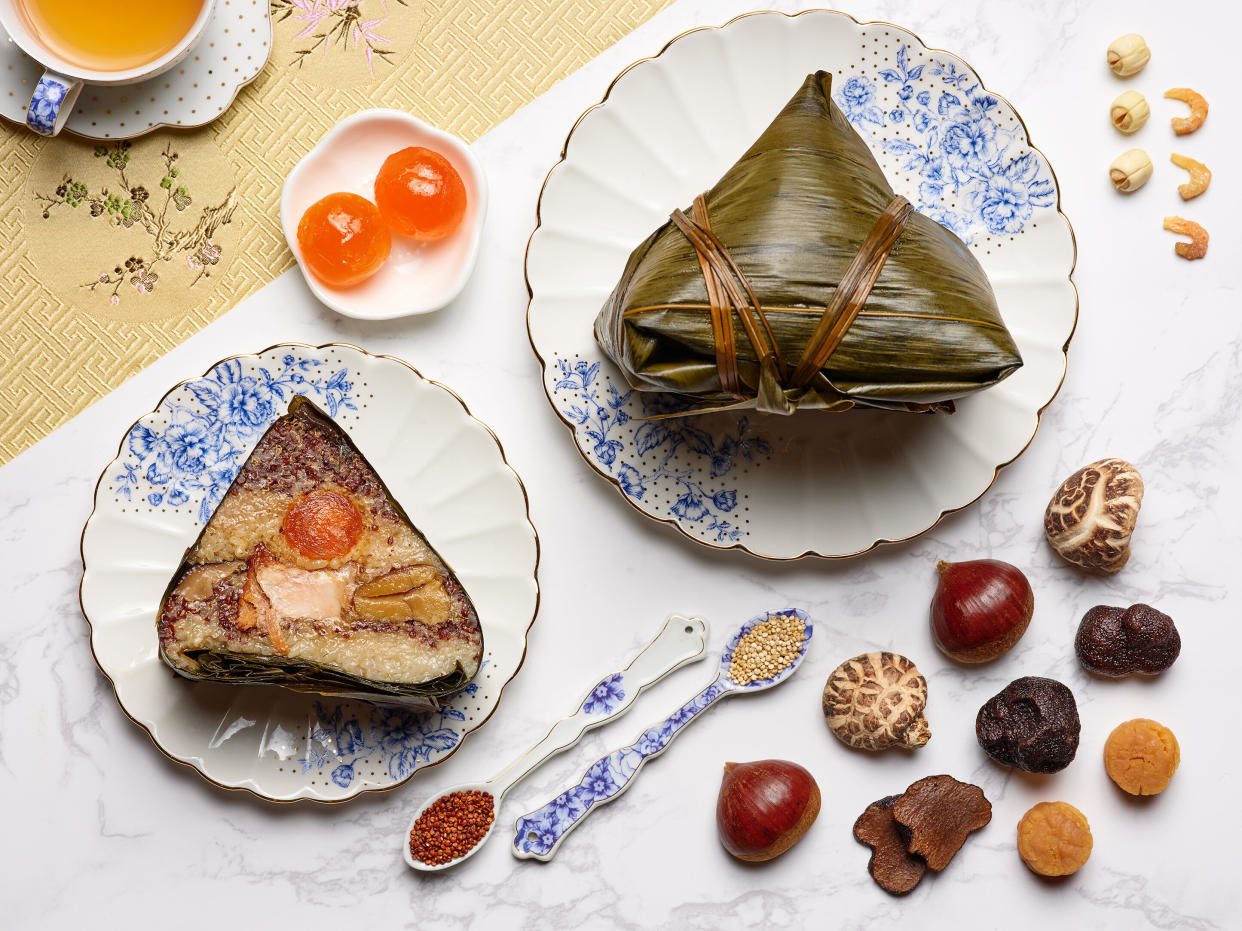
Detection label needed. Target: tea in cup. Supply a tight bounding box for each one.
[0,0,215,136]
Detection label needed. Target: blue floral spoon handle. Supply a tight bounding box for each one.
[485,614,709,797]
[403,614,709,871]
[512,674,735,860]
[512,608,812,861]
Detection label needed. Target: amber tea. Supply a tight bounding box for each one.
[16,0,206,73]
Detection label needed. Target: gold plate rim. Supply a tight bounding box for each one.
[78,340,542,804]
[524,7,1079,562]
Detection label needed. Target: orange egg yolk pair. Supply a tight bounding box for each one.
[296,147,467,288]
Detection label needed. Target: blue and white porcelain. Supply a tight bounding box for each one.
[404,614,708,871]
[512,608,813,861]
[25,72,79,136]
[0,1,269,140]
[80,343,539,802]
[526,10,1077,559]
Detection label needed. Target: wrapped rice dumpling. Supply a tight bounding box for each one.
[595,71,1022,415]
[157,396,482,707]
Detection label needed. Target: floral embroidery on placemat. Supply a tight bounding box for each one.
[23,134,241,324]
[34,141,235,306]
[270,0,427,86]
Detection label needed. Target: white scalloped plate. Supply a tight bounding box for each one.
[80,343,539,802]
[526,10,1077,559]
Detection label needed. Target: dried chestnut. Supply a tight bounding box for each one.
[1075,604,1180,677]
[1017,801,1093,877]
[976,676,1080,773]
[1104,719,1180,795]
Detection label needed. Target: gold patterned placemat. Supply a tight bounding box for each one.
[0,0,672,465]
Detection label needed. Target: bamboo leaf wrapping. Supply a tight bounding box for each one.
[594,72,1022,414]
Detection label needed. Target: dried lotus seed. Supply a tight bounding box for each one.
[1107,33,1150,76]
[1110,90,1150,134]
[1109,149,1153,192]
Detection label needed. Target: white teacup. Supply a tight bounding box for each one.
[0,0,216,136]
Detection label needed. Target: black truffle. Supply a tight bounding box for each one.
[1075,604,1180,677]
[975,676,1080,773]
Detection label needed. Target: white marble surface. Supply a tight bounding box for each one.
[2,1,1236,926]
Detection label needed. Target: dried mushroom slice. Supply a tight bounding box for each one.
[892,775,992,872]
[823,651,930,751]
[353,565,453,624]
[853,795,928,895]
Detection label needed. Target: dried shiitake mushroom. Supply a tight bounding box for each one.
[353,565,452,624]
[823,652,930,752]
[1044,458,1144,573]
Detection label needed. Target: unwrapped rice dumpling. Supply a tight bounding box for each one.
[157,396,482,706]
[594,71,1022,415]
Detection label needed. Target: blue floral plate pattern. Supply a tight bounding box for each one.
[513,609,812,860]
[80,343,539,802]
[527,10,1077,560]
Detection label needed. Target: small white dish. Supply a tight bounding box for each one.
[280,109,488,320]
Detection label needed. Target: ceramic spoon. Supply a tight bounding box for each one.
[403,613,709,871]
[511,608,812,861]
